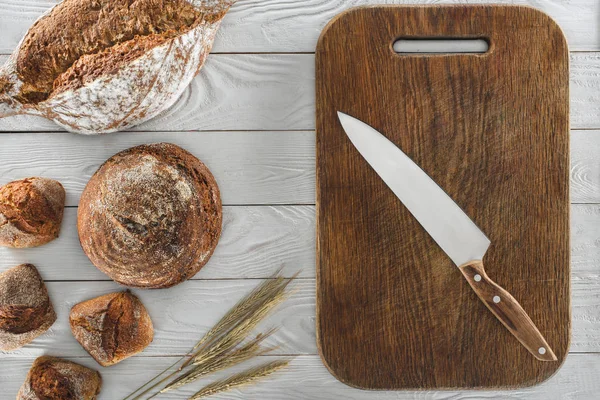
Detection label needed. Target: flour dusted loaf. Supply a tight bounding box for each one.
[78,143,222,288]
[0,264,56,351]
[17,356,101,400]
[70,290,154,366]
[0,177,65,248]
[0,0,236,134]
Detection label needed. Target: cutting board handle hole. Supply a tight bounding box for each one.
[393,38,489,55]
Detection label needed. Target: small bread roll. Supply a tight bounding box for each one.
[0,177,65,248]
[0,264,56,351]
[70,290,154,366]
[17,356,101,400]
[77,143,222,288]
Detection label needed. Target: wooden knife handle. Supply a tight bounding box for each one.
[458,260,557,361]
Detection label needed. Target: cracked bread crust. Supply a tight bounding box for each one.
[17,356,102,400]
[0,177,65,248]
[15,0,202,103]
[77,143,222,288]
[51,33,173,97]
[0,264,56,351]
[0,0,236,134]
[69,290,153,366]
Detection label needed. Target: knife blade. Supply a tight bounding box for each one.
[337,111,557,361]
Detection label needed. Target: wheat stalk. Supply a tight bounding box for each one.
[122,272,297,400]
[188,359,291,399]
[182,273,296,370]
[189,272,288,353]
[160,330,277,393]
[189,290,287,367]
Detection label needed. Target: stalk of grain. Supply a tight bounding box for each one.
[189,359,292,399]
[123,272,297,400]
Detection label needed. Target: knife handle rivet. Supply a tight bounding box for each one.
[493,295,501,304]
[539,347,547,355]
[474,274,482,282]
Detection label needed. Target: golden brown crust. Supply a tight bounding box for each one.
[69,290,154,366]
[0,264,56,351]
[0,177,65,248]
[52,33,172,96]
[78,143,222,288]
[17,356,102,400]
[15,0,203,103]
[0,303,51,335]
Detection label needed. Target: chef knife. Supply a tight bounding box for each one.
[337,111,557,361]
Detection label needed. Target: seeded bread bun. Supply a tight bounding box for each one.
[17,356,101,400]
[77,143,222,288]
[0,264,56,351]
[70,290,153,366]
[0,177,65,248]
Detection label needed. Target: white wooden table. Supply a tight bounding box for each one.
[1,0,599,398]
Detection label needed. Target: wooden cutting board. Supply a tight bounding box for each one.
[316,5,570,390]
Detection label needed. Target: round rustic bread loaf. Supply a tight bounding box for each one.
[17,356,101,400]
[0,264,56,351]
[0,177,65,248]
[70,290,154,366]
[78,143,222,288]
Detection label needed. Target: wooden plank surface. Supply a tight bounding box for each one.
[1,53,600,131]
[1,354,599,400]
[0,0,598,398]
[0,270,598,358]
[1,204,598,355]
[0,131,315,206]
[0,280,316,359]
[0,0,598,53]
[0,126,597,393]
[0,207,316,280]
[0,54,316,132]
[0,205,598,356]
[3,203,600,282]
[1,130,600,206]
[571,130,600,203]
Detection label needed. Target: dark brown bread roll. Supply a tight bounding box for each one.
[0,177,65,248]
[77,143,222,288]
[0,264,56,351]
[70,290,154,366]
[17,356,101,400]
